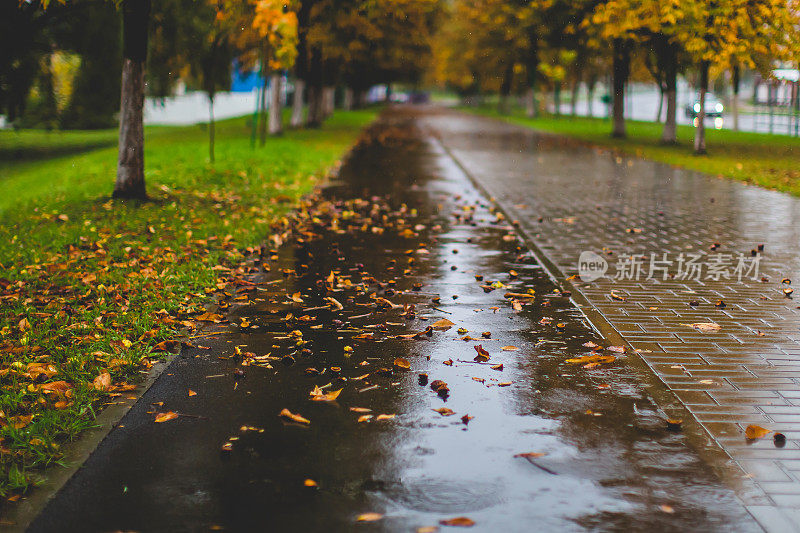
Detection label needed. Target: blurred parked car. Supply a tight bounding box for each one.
[685,93,724,118]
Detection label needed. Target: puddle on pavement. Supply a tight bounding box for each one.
[30,108,757,532]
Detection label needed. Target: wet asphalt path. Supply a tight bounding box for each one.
[28,108,758,532]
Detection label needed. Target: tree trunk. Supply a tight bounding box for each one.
[570,79,579,116]
[113,0,151,200]
[343,87,353,110]
[258,72,268,145]
[208,95,215,162]
[554,82,561,116]
[524,87,535,118]
[655,90,664,122]
[306,84,323,128]
[322,86,335,117]
[587,80,595,117]
[694,61,709,155]
[661,45,678,144]
[498,63,513,114]
[732,64,740,131]
[290,78,305,128]
[268,73,282,135]
[611,39,630,138]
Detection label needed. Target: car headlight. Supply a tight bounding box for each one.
[715,103,723,112]
[693,103,700,112]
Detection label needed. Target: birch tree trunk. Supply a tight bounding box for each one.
[290,78,305,128]
[113,0,151,199]
[268,74,282,135]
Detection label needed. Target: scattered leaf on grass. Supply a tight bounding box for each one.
[280,408,310,425]
[154,411,179,423]
[93,372,112,392]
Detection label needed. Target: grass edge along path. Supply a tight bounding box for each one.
[465,106,800,197]
[0,110,376,497]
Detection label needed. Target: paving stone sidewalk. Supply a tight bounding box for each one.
[423,108,800,530]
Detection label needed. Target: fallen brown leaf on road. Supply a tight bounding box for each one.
[196,312,224,323]
[376,414,396,421]
[280,408,310,425]
[439,517,475,527]
[474,345,490,362]
[304,479,318,487]
[394,358,411,370]
[501,345,519,351]
[514,452,546,458]
[431,318,455,330]
[682,322,721,332]
[566,355,616,365]
[309,386,342,402]
[433,408,455,416]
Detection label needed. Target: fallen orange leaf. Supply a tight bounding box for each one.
[154,411,179,423]
[745,424,771,440]
[280,408,310,425]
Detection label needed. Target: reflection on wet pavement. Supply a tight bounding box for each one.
[30,108,758,532]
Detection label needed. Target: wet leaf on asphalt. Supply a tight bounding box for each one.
[356,513,383,522]
[501,346,519,351]
[279,408,310,425]
[431,318,455,330]
[394,357,411,370]
[349,407,371,413]
[357,415,373,423]
[565,355,616,365]
[376,414,396,421]
[309,386,342,402]
[439,516,475,527]
[433,408,455,416]
[304,479,318,487]
[154,411,179,423]
[473,345,490,362]
[514,452,546,458]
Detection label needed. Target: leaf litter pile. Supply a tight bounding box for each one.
[0,124,372,496]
